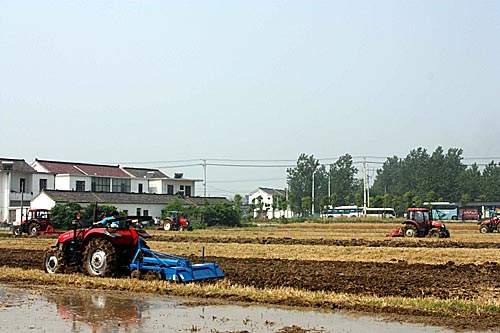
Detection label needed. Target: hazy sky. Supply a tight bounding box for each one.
[1,1,499,196]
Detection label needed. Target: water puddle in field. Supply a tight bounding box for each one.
[0,284,462,333]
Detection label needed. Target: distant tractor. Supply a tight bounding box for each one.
[388,208,450,238]
[479,216,499,234]
[160,211,191,231]
[13,209,57,236]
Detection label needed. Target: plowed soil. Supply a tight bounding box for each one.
[151,235,500,249]
[2,248,498,300]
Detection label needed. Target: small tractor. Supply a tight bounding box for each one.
[479,215,499,233]
[44,215,223,282]
[160,211,191,231]
[388,208,450,238]
[13,209,58,236]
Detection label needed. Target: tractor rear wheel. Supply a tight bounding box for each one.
[83,238,118,277]
[404,225,417,237]
[44,249,64,274]
[479,225,490,234]
[29,223,40,236]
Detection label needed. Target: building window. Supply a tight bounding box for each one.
[185,185,192,197]
[143,210,149,217]
[76,181,85,192]
[167,185,174,195]
[91,177,110,192]
[112,179,131,193]
[39,179,48,191]
[20,178,26,192]
[136,208,141,216]
[138,183,143,193]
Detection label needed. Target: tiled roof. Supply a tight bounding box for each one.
[123,167,168,179]
[36,159,129,178]
[41,190,181,205]
[40,190,230,207]
[185,196,231,206]
[0,158,36,173]
[258,187,286,196]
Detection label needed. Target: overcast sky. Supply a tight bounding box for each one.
[1,1,499,196]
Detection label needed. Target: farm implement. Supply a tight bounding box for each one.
[388,208,450,238]
[44,216,224,283]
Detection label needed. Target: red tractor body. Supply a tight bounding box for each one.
[389,208,450,238]
[160,211,191,231]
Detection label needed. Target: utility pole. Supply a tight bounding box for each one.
[328,164,331,199]
[362,157,367,216]
[202,159,207,197]
[311,168,315,216]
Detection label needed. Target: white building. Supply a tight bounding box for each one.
[32,159,198,196]
[248,187,293,219]
[0,158,55,223]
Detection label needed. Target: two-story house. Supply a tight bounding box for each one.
[248,187,293,219]
[0,158,54,223]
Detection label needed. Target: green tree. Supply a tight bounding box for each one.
[328,154,358,206]
[50,203,83,229]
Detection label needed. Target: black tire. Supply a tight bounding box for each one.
[429,228,440,238]
[479,226,490,234]
[404,225,417,238]
[44,249,64,274]
[29,223,40,236]
[12,227,22,237]
[83,238,118,277]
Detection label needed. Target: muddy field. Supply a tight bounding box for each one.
[1,248,498,301]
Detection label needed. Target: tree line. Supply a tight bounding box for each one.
[286,147,500,216]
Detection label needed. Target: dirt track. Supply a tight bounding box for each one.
[1,248,498,300]
[149,235,500,249]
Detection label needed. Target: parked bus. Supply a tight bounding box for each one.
[321,206,363,218]
[365,207,396,218]
[424,202,459,221]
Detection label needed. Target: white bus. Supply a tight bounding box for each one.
[321,206,363,218]
[365,207,396,218]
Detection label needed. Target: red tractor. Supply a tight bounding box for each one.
[13,209,57,236]
[388,208,450,238]
[44,216,223,282]
[160,211,191,231]
[478,216,499,234]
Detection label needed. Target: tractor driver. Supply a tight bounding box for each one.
[95,211,120,228]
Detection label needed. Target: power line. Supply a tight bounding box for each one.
[210,177,286,184]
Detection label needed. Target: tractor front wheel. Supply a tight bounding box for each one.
[404,225,417,237]
[44,249,64,274]
[163,222,172,231]
[83,238,118,277]
[12,227,22,237]
[479,226,490,234]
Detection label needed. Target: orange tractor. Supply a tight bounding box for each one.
[388,208,450,238]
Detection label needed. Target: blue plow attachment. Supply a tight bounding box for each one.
[129,245,224,283]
